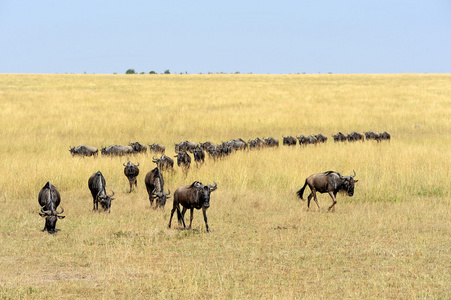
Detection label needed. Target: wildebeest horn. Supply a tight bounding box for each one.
[165,189,170,196]
[136,162,139,167]
[123,162,127,166]
[40,206,51,215]
[56,206,64,214]
[209,181,218,191]
[351,170,356,178]
[109,190,115,197]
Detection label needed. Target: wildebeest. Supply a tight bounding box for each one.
[193,146,205,165]
[123,161,140,193]
[88,171,115,212]
[297,135,317,146]
[264,137,279,147]
[365,131,381,142]
[347,132,364,142]
[296,171,358,211]
[315,134,328,144]
[144,166,170,209]
[380,131,391,141]
[248,137,265,150]
[148,143,166,154]
[101,145,133,156]
[283,136,297,146]
[168,181,218,233]
[175,141,198,153]
[129,142,147,154]
[332,132,347,142]
[175,151,191,170]
[226,138,248,151]
[38,182,65,234]
[148,154,174,173]
[69,145,98,157]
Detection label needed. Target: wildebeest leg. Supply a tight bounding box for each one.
[307,193,313,209]
[168,205,177,228]
[188,208,194,230]
[202,208,210,233]
[328,191,337,212]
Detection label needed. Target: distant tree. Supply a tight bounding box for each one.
[126,69,136,74]
[164,70,170,74]
[149,71,157,74]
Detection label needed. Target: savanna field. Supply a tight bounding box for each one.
[0,74,450,299]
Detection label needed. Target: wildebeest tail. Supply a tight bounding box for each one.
[296,180,308,201]
[176,205,186,227]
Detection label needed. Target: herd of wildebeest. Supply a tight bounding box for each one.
[39,131,390,234]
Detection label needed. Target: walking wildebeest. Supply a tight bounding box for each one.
[296,171,358,212]
[380,131,391,141]
[315,134,328,143]
[144,166,170,209]
[38,182,65,234]
[101,145,133,156]
[175,151,191,171]
[264,137,279,147]
[123,161,139,192]
[69,145,98,157]
[283,136,297,146]
[193,146,205,165]
[152,154,174,172]
[365,131,381,142]
[88,171,115,212]
[175,141,198,153]
[347,132,364,142]
[332,132,347,142]
[168,181,218,233]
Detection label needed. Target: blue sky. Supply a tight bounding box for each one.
[0,1,450,74]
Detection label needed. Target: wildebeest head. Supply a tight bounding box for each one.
[196,181,218,208]
[340,170,358,196]
[153,188,171,208]
[39,206,65,234]
[97,190,115,212]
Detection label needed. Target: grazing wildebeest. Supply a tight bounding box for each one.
[69,145,98,157]
[332,132,347,142]
[38,182,65,234]
[193,146,205,165]
[175,151,191,170]
[144,166,170,209]
[88,171,115,212]
[168,181,218,233]
[296,171,358,212]
[129,142,147,154]
[148,143,166,154]
[123,161,140,193]
[283,136,297,146]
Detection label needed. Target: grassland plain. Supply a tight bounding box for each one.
[0,74,449,299]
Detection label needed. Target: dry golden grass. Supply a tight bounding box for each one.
[0,74,450,299]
